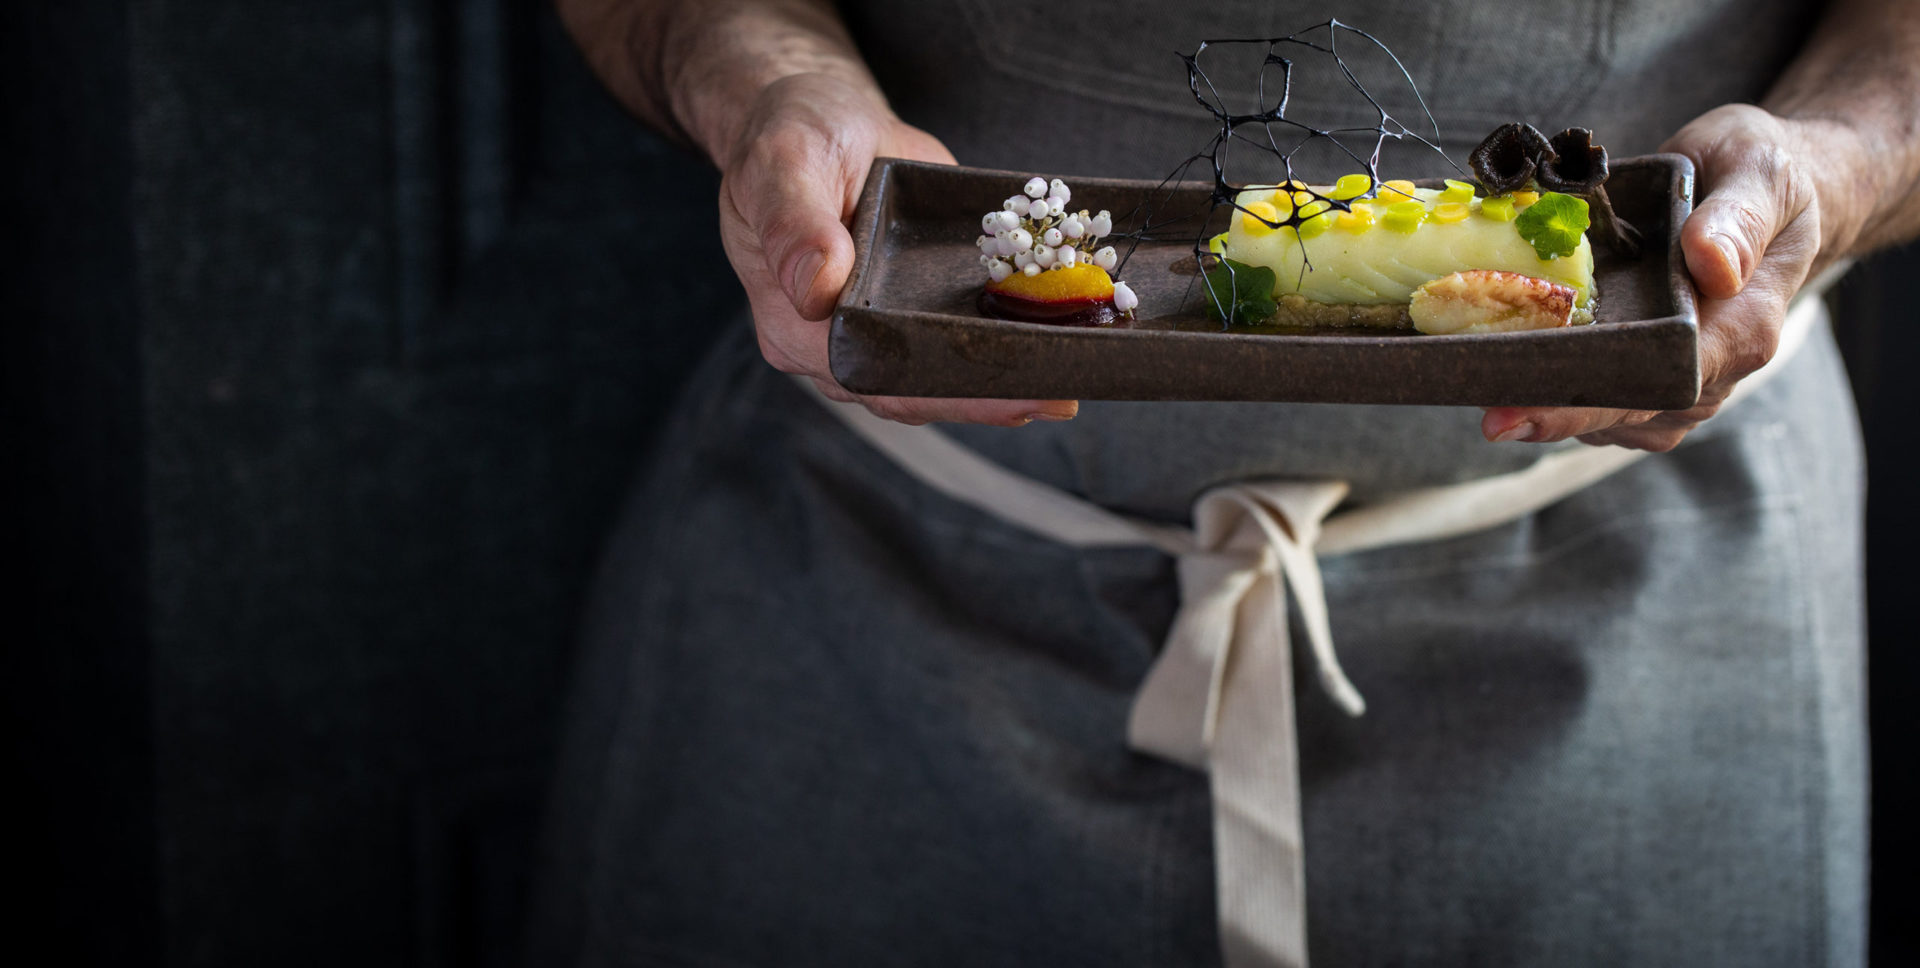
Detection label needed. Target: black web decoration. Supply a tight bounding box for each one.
[1110,20,1464,326]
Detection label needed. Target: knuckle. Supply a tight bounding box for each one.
[809,376,856,402]
[754,331,808,375]
[861,396,927,426]
[1642,431,1687,453]
[1728,328,1780,377]
[1680,401,1724,424]
[749,120,817,168]
[1750,140,1794,185]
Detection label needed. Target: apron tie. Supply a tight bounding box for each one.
[1130,480,1364,766]
[1128,482,1356,968]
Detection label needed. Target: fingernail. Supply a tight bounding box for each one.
[788,250,825,306]
[1492,420,1537,443]
[1027,405,1077,422]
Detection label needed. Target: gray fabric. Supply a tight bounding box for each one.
[527,0,1865,964]
[527,317,1864,967]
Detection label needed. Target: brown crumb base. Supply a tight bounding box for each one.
[1273,294,1597,330]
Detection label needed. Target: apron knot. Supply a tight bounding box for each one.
[1128,480,1364,771]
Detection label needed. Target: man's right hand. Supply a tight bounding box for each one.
[716,73,1079,426]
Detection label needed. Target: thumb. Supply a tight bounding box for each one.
[1670,116,1807,302]
[1681,174,1786,301]
[738,152,859,322]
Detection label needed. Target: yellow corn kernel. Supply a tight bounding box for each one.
[1298,199,1331,219]
[1295,212,1334,239]
[1329,173,1374,201]
[1240,200,1282,236]
[1431,201,1470,223]
[1513,190,1541,208]
[1478,195,1516,221]
[1334,204,1376,233]
[1382,179,1420,200]
[1382,200,1427,233]
[1439,179,1476,204]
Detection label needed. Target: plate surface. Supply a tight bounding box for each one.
[830,157,1700,408]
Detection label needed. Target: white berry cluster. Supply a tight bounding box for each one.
[977,176,1138,313]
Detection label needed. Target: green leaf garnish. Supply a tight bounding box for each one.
[1201,258,1278,325]
[1514,191,1590,260]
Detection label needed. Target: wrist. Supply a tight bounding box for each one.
[1776,114,1882,261]
[657,3,886,168]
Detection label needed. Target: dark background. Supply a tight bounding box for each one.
[9,1,1917,964]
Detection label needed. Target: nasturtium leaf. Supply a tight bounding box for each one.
[1201,258,1279,325]
[1514,191,1590,260]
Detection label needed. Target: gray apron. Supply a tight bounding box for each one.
[526,1,1865,964]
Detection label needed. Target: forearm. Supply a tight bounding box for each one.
[555,0,883,167]
[1762,0,1920,256]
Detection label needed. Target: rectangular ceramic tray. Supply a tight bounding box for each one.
[829,156,1700,408]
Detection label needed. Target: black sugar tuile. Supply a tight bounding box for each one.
[1120,21,1463,326]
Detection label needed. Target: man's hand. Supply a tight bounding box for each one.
[555,0,1078,427]
[1481,105,1828,452]
[717,73,1078,427]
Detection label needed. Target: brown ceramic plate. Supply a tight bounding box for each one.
[829,156,1700,408]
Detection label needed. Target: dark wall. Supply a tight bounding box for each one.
[13,0,731,964]
[1831,241,1920,968]
[7,2,155,965]
[10,1,1919,965]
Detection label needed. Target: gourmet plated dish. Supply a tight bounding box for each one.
[970,123,1642,336]
[975,177,1139,325]
[832,22,1696,407]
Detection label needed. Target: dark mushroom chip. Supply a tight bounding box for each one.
[1543,127,1642,257]
[1537,127,1608,193]
[1469,123,1551,196]
[1471,122,1643,259]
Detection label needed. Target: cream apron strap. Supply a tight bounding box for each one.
[1126,482,1350,968]
[800,386,1193,556]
